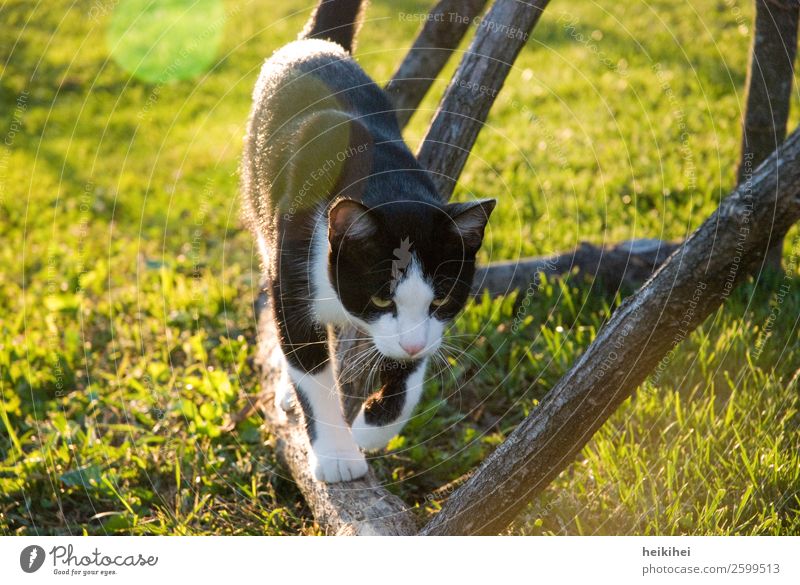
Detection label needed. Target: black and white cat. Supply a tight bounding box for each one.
[242,0,495,482]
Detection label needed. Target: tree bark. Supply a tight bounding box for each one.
[416,0,550,200]
[472,239,680,297]
[738,0,799,269]
[385,0,488,129]
[421,126,800,535]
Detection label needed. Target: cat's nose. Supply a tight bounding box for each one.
[400,341,425,357]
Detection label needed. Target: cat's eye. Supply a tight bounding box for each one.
[370,296,393,309]
[431,296,450,308]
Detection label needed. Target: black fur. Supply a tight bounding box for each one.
[301,0,365,53]
[362,360,420,426]
[329,199,494,323]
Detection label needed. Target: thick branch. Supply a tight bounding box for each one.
[416,0,550,200]
[472,239,680,297]
[385,0,488,129]
[255,294,417,535]
[738,0,799,267]
[421,126,800,535]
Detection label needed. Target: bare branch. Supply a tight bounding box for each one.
[738,0,799,268]
[473,239,680,297]
[385,0,488,129]
[417,0,550,200]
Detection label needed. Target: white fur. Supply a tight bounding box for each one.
[272,347,294,412]
[368,259,444,361]
[310,212,352,326]
[257,233,271,268]
[351,357,428,451]
[287,363,367,482]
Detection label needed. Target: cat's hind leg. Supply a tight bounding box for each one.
[274,366,294,412]
[350,358,427,451]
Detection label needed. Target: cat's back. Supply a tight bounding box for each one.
[242,37,405,237]
[249,39,392,141]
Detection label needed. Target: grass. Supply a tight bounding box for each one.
[1,0,798,535]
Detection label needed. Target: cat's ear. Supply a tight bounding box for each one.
[328,198,377,242]
[446,199,496,251]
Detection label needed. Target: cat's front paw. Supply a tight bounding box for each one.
[351,412,402,452]
[309,448,368,483]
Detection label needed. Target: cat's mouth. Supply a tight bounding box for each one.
[371,337,440,362]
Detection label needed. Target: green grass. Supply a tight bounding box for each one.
[1,0,798,535]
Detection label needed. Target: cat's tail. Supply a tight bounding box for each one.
[300,0,366,53]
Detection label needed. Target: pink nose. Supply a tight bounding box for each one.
[400,342,425,357]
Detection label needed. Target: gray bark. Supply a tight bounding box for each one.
[472,239,680,297]
[416,0,550,200]
[738,0,799,268]
[385,0,488,129]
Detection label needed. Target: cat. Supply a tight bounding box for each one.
[241,0,495,483]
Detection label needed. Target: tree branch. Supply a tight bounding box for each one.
[472,239,680,297]
[421,126,800,535]
[738,0,799,268]
[416,0,550,200]
[385,0,488,129]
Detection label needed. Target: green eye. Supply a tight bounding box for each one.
[431,296,450,307]
[370,296,393,309]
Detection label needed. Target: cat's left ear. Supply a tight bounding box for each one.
[446,199,496,251]
[328,198,378,243]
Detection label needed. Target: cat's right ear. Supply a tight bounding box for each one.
[328,199,377,243]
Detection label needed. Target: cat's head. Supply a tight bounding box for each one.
[327,197,495,361]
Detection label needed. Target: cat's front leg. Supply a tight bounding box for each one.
[351,358,427,451]
[288,362,368,482]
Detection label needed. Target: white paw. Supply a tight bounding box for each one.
[309,448,368,483]
[274,365,294,412]
[351,412,402,452]
[276,386,294,412]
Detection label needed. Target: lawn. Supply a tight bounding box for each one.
[1,0,798,535]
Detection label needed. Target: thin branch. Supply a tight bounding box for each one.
[473,239,680,297]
